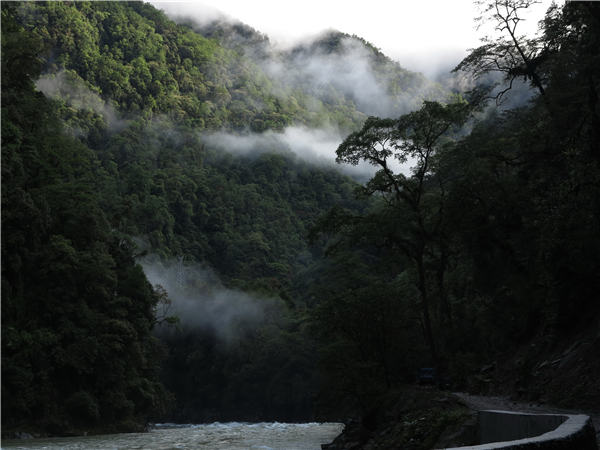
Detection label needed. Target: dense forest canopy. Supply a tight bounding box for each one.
[1,1,374,432]
[312,0,600,412]
[2,0,599,439]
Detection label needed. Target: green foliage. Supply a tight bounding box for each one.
[13,1,366,131]
[332,99,471,369]
[1,7,170,435]
[313,1,600,408]
[2,1,367,429]
[276,30,446,117]
[159,311,320,422]
[4,0,598,436]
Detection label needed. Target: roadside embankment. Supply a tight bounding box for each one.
[443,409,597,449]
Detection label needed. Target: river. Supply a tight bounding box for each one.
[1,422,344,449]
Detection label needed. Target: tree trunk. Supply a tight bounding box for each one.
[416,251,438,368]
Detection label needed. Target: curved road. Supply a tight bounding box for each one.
[454,392,600,445]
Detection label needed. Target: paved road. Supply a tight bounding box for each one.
[454,392,600,445]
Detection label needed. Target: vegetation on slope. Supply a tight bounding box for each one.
[311,0,600,415]
[1,8,171,434]
[2,0,368,432]
[2,0,599,441]
[14,1,366,131]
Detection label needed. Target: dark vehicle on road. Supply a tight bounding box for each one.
[417,368,452,389]
[418,367,436,385]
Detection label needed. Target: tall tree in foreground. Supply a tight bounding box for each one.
[454,0,548,102]
[453,0,600,336]
[314,1,600,410]
[332,100,471,369]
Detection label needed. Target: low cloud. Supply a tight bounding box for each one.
[35,69,127,132]
[141,257,278,342]
[202,125,410,181]
[153,3,442,119]
[261,34,437,118]
[150,1,230,27]
[439,69,538,111]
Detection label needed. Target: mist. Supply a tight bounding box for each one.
[141,257,279,342]
[261,32,447,119]
[262,35,412,118]
[438,68,539,112]
[152,3,443,119]
[150,1,232,28]
[35,69,127,133]
[202,125,410,181]
[146,4,456,179]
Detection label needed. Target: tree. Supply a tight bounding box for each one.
[540,1,600,156]
[335,100,471,369]
[1,6,172,434]
[454,0,548,102]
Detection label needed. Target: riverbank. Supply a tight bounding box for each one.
[1,422,343,449]
[320,387,600,450]
[1,422,148,441]
[321,386,477,450]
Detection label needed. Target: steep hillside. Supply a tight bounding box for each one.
[280,30,445,116]
[14,1,365,131]
[308,0,600,425]
[1,7,171,435]
[5,0,597,442]
[4,0,409,433]
[191,16,447,119]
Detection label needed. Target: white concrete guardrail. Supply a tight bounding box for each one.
[442,410,598,449]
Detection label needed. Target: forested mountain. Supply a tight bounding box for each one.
[279,30,444,117]
[1,1,368,433]
[191,16,446,118]
[12,1,364,131]
[1,8,171,434]
[2,0,599,443]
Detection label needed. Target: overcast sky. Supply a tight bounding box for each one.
[149,0,560,78]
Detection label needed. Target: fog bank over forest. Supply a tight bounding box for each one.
[3,0,597,440]
[141,258,278,342]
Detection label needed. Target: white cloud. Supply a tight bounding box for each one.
[35,69,126,132]
[202,125,411,181]
[141,258,278,342]
[149,0,560,77]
